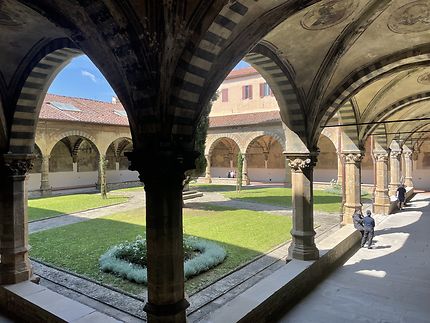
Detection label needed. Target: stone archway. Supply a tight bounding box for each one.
[244,134,285,183]
[207,136,241,179]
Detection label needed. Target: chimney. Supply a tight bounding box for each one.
[112,96,118,104]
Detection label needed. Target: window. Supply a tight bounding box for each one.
[260,83,271,97]
[221,88,229,102]
[242,85,253,99]
[49,101,81,112]
[114,110,127,117]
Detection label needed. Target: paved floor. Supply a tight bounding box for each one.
[279,192,430,323]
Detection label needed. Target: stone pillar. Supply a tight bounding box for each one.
[284,159,291,187]
[242,154,250,185]
[229,153,234,169]
[72,156,78,173]
[115,161,120,171]
[389,150,402,196]
[0,153,33,284]
[99,155,107,198]
[264,152,269,169]
[342,152,363,224]
[127,150,195,323]
[337,153,343,184]
[373,152,390,214]
[205,154,212,183]
[403,147,414,188]
[285,152,319,261]
[40,154,51,196]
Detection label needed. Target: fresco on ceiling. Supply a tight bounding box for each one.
[388,1,430,34]
[301,0,358,30]
[417,72,430,85]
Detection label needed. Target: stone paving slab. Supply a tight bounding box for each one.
[279,193,430,323]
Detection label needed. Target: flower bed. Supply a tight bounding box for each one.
[99,236,227,284]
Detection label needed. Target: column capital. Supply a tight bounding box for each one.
[126,149,199,187]
[373,152,389,162]
[342,152,363,164]
[390,150,402,160]
[284,152,318,172]
[403,151,413,159]
[0,153,34,177]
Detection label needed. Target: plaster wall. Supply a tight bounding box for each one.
[211,74,278,116]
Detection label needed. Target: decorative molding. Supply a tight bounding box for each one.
[285,153,318,172]
[373,153,388,162]
[343,153,363,163]
[390,151,402,159]
[0,154,34,176]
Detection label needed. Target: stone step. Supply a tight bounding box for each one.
[183,191,203,200]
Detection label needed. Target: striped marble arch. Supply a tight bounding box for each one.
[9,39,81,154]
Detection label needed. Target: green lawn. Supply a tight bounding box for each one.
[28,194,128,222]
[29,207,292,295]
[222,187,343,213]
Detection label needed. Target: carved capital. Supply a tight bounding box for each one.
[343,153,363,164]
[403,151,413,159]
[126,148,199,189]
[0,154,34,177]
[390,150,402,159]
[373,153,388,162]
[285,153,317,172]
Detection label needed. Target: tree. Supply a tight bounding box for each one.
[185,93,218,183]
[236,152,243,192]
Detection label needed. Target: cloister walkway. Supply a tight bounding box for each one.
[279,192,430,323]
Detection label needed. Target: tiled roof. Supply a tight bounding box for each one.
[225,67,259,80]
[40,93,129,126]
[209,110,281,128]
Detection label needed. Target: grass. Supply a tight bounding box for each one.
[29,207,292,295]
[223,187,342,213]
[28,194,128,222]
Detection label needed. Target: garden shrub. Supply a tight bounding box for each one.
[99,236,226,284]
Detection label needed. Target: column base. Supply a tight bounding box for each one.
[0,264,31,285]
[404,178,413,188]
[40,188,52,197]
[288,243,319,261]
[205,176,212,184]
[144,299,189,323]
[373,203,390,215]
[343,204,362,224]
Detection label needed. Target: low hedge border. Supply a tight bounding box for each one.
[99,236,227,284]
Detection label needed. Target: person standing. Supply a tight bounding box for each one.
[361,210,375,249]
[396,184,407,210]
[352,210,364,237]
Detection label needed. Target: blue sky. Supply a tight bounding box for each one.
[48,56,250,102]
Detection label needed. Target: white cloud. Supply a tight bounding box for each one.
[81,70,97,83]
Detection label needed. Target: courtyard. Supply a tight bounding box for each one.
[27,184,344,317]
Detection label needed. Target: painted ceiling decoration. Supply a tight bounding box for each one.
[0,0,430,154]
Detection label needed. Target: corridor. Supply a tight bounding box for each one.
[280,193,430,323]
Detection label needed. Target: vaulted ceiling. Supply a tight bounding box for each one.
[1,0,429,155]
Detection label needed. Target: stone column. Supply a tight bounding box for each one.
[0,153,33,284]
[337,152,343,185]
[205,154,212,183]
[99,155,107,199]
[72,156,78,173]
[403,147,414,188]
[342,152,363,224]
[284,159,291,187]
[242,154,250,185]
[40,154,51,196]
[264,152,269,169]
[285,152,319,261]
[115,161,120,171]
[389,150,402,196]
[373,152,390,214]
[229,153,234,169]
[127,149,195,323]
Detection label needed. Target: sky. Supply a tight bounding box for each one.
[48,56,250,102]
